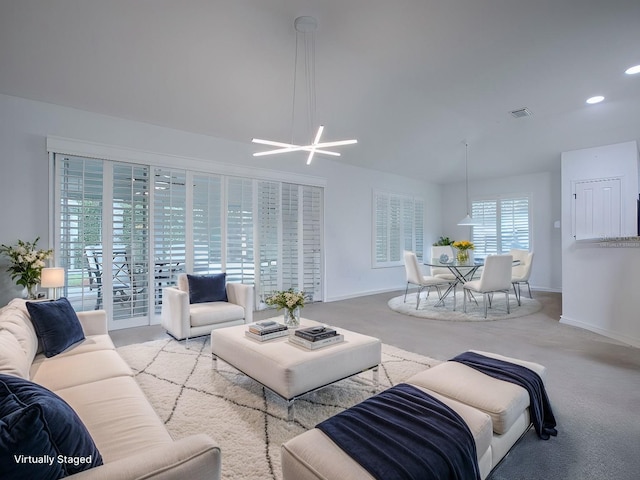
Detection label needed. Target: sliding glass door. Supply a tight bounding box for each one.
[53,154,325,329]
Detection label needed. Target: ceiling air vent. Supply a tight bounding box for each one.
[510,108,532,118]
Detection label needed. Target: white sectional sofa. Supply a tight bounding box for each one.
[0,299,220,479]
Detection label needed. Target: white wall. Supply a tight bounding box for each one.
[440,171,562,292]
[560,141,640,348]
[0,94,440,307]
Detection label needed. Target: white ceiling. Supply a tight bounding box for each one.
[1,0,639,184]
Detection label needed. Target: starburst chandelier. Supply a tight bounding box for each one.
[252,16,357,165]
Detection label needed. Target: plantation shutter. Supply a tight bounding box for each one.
[226,177,254,284]
[153,168,187,311]
[373,191,424,267]
[257,181,281,303]
[54,151,325,324]
[111,163,150,322]
[281,183,300,292]
[302,185,323,302]
[472,196,530,258]
[501,197,530,250]
[472,200,498,257]
[374,192,389,265]
[192,174,223,274]
[389,195,402,263]
[414,199,424,263]
[56,155,104,312]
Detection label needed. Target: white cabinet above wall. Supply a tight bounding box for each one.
[572,177,622,240]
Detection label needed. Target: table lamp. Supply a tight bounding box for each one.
[40,267,65,299]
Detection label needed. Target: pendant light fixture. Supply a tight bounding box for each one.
[458,141,482,226]
[252,16,357,164]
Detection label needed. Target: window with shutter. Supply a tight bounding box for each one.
[226,178,254,284]
[54,154,325,325]
[111,163,150,322]
[472,195,530,259]
[56,155,103,313]
[302,185,323,302]
[257,181,281,304]
[373,191,424,267]
[192,174,223,274]
[153,169,187,312]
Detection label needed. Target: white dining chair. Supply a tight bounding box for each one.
[510,249,534,306]
[463,254,513,318]
[430,246,456,280]
[403,251,452,309]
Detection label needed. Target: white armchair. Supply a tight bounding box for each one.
[161,274,254,341]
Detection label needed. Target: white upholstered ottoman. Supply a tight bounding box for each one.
[210,319,381,420]
[281,350,548,480]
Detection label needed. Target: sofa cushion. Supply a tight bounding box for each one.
[0,330,30,379]
[30,350,133,391]
[187,274,228,304]
[26,298,85,358]
[31,334,115,360]
[406,361,529,435]
[190,302,245,327]
[0,403,64,480]
[0,299,39,365]
[0,373,103,476]
[55,376,172,462]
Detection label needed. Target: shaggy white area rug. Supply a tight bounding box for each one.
[388,290,542,321]
[117,336,440,480]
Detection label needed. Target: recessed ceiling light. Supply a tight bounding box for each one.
[586,96,605,104]
[625,65,640,75]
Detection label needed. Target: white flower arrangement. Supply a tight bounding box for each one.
[0,237,53,298]
[265,288,306,314]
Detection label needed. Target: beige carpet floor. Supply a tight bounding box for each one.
[117,336,440,480]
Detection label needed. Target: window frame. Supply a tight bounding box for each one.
[471,193,532,259]
[372,189,424,268]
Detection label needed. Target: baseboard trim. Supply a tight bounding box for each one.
[326,287,402,302]
[560,315,640,348]
[530,285,562,293]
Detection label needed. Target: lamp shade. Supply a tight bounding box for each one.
[458,214,483,226]
[40,268,65,288]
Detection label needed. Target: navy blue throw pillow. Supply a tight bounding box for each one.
[26,297,85,358]
[0,374,103,478]
[0,404,64,480]
[187,273,228,304]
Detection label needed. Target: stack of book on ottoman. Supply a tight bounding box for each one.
[288,326,344,350]
[245,321,289,341]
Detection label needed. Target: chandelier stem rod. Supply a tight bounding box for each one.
[465,142,470,214]
[290,30,299,145]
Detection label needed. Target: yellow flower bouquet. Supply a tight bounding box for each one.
[452,240,474,251]
[452,240,474,264]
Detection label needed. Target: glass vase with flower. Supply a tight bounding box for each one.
[452,240,474,265]
[0,237,53,299]
[265,288,306,328]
